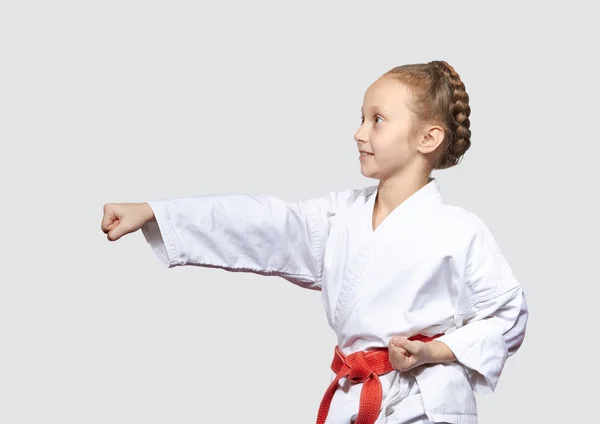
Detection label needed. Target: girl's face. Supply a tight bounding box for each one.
[354,76,422,180]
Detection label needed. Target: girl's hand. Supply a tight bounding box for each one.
[388,337,456,372]
[101,202,155,241]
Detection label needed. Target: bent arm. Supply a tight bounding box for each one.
[435,223,529,394]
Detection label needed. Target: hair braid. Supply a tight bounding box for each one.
[428,60,472,169]
[384,60,472,170]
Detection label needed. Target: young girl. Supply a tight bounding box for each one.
[101,60,528,424]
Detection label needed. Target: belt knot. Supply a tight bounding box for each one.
[345,351,375,383]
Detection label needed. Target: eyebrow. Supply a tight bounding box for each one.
[361,105,384,114]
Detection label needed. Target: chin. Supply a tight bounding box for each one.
[360,168,380,179]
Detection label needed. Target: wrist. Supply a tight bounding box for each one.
[426,340,457,364]
[142,202,156,224]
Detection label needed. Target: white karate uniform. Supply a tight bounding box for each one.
[141,178,528,424]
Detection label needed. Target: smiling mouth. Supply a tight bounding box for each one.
[360,151,374,156]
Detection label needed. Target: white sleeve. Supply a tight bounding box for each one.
[140,189,360,290]
[436,223,529,394]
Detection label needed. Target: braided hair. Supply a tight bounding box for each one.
[384,60,472,169]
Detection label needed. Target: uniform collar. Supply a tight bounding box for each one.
[365,177,443,234]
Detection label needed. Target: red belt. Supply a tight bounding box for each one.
[316,333,443,424]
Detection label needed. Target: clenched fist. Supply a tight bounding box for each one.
[101,202,155,241]
[387,337,457,372]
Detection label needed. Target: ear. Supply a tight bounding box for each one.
[417,124,445,154]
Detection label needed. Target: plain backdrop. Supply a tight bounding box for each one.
[1,1,597,423]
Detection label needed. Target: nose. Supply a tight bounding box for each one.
[354,125,367,144]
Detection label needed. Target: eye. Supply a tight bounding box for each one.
[360,115,383,125]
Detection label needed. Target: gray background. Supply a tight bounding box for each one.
[1,1,597,422]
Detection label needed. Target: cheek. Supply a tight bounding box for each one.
[370,129,389,153]
[373,140,412,168]
[372,130,401,156]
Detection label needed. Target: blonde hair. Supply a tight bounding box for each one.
[384,60,472,169]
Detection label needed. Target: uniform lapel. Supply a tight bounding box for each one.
[332,178,444,336]
[370,178,443,257]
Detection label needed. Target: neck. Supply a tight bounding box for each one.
[376,172,432,214]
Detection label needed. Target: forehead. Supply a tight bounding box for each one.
[361,76,412,113]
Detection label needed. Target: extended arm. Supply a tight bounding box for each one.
[141,189,360,290]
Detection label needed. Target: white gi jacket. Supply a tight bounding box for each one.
[141,178,528,424]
